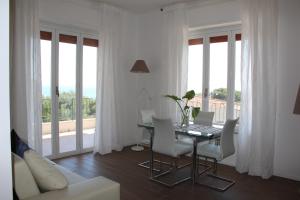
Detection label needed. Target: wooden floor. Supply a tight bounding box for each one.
[54,147,300,200]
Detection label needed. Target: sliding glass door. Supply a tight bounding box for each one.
[40,27,98,158]
[41,31,53,156]
[187,38,203,110]
[82,38,98,149]
[208,35,228,124]
[58,34,78,154]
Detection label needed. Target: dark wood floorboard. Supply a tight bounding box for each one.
[54,147,300,200]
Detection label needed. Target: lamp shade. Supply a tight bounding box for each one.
[294,85,300,114]
[130,60,150,73]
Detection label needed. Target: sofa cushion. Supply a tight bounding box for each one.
[13,153,40,200]
[24,150,68,192]
[54,165,87,185]
[24,177,120,200]
[41,157,87,185]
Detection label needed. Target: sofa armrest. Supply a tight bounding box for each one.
[24,177,120,200]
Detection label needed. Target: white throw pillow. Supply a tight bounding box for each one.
[12,153,40,199]
[24,150,68,192]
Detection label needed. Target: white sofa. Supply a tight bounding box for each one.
[13,153,120,200]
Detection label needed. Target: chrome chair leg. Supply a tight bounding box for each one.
[196,156,212,175]
[138,156,174,172]
[149,157,192,187]
[197,156,235,192]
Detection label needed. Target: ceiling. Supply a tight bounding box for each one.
[98,0,198,13]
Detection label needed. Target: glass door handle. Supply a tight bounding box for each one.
[204,88,208,98]
[56,86,60,97]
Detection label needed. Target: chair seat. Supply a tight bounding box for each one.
[177,136,193,145]
[155,141,192,158]
[197,143,222,161]
[141,138,150,145]
[173,142,193,157]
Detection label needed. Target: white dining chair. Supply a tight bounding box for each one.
[178,111,215,145]
[138,109,164,171]
[131,109,155,151]
[194,111,215,126]
[196,118,239,191]
[151,117,193,187]
[140,109,155,145]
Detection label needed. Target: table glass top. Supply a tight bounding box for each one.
[138,122,222,138]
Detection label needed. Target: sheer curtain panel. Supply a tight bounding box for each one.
[94,4,124,155]
[159,4,189,122]
[236,0,278,179]
[11,0,42,153]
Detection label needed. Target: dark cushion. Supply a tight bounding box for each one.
[11,129,30,158]
[13,189,19,200]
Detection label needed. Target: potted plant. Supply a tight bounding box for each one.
[165,90,200,127]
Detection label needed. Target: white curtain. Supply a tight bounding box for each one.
[158,4,189,122]
[12,0,42,153]
[94,4,124,155]
[236,0,278,179]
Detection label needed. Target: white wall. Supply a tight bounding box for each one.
[39,0,99,31]
[0,0,13,199]
[188,0,240,28]
[274,0,300,181]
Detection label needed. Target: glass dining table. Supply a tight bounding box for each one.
[137,122,222,184]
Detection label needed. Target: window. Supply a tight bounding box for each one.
[40,27,98,158]
[209,35,228,123]
[82,38,98,149]
[41,31,52,156]
[234,34,241,119]
[188,38,203,109]
[188,27,241,124]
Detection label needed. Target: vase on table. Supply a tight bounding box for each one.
[181,113,189,127]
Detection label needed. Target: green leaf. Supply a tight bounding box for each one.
[164,95,181,101]
[192,107,200,119]
[182,90,195,100]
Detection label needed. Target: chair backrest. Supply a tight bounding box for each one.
[193,111,215,126]
[152,117,175,156]
[140,110,155,144]
[140,109,156,124]
[220,118,239,159]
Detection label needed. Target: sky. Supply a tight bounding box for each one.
[41,40,97,98]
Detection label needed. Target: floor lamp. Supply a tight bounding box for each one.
[130,60,150,151]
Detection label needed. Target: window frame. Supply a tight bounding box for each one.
[188,25,241,125]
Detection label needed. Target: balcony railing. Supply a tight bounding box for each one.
[42,97,96,123]
[188,95,240,124]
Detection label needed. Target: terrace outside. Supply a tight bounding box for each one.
[42,96,96,156]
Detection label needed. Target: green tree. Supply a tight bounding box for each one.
[211,88,241,102]
[42,96,51,122]
[42,92,97,122]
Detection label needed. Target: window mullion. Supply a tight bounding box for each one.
[76,35,83,153]
[226,31,235,120]
[202,35,210,112]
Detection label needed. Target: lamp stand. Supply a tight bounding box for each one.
[130,59,151,152]
[131,144,144,151]
[131,88,151,152]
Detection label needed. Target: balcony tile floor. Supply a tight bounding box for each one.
[42,129,94,156]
